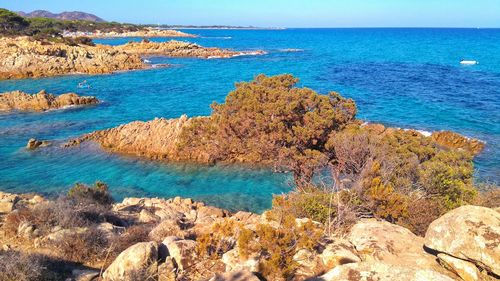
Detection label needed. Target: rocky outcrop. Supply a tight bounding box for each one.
[65,115,212,163]
[26,138,51,150]
[431,131,485,155]
[424,205,500,276]
[0,90,99,112]
[103,241,159,281]
[0,37,145,80]
[86,29,197,38]
[314,261,456,281]
[116,40,266,59]
[2,190,498,281]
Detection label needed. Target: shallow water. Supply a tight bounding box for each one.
[0,28,499,212]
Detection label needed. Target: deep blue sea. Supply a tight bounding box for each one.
[0,29,499,212]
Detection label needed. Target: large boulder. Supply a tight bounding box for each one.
[312,261,456,281]
[103,241,159,281]
[424,205,500,276]
[348,219,443,270]
[222,248,260,273]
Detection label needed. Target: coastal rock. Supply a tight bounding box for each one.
[26,138,51,150]
[208,270,260,281]
[85,28,197,38]
[158,256,177,281]
[71,269,100,281]
[0,37,145,80]
[312,261,456,281]
[117,39,266,59]
[431,131,485,155]
[149,219,184,241]
[103,241,159,281]
[348,219,446,272]
[293,248,324,278]
[0,90,99,112]
[164,239,198,271]
[319,240,361,270]
[0,192,20,213]
[65,115,212,163]
[437,253,480,281]
[221,248,260,273]
[424,205,500,275]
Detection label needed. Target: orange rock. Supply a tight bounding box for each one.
[431,131,485,155]
[0,90,99,112]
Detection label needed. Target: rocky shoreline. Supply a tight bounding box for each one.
[70,28,197,39]
[116,40,267,59]
[0,90,99,112]
[0,190,498,281]
[0,37,265,80]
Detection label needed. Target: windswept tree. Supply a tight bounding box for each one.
[0,9,29,34]
[201,74,357,187]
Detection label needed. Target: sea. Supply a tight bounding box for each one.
[0,28,499,212]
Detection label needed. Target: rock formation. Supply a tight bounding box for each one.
[0,37,265,80]
[431,131,485,155]
[0,37,145,80]
[86,29,197,38]
[424,205,500,277]
[116,40,266,59]
[0,190,498,281]
[0,90,99,112]
[65,115,211,163]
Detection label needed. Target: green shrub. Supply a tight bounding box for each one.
[68,181,114,206]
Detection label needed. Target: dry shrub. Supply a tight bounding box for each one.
[237,211,323,281]
[196,219,237,259]
[399,198,444,236]
[51,227,109,264]
[0,250,72,281]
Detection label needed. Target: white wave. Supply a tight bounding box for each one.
[278,48,304,52]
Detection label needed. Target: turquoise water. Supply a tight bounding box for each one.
[0,28,499,212]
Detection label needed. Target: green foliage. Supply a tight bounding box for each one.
[67,181,114,206]
[0,7,139,40]
[237,211,323,280]
[0,8,29,34]
[180,74,357,186]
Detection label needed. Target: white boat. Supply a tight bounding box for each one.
[460,60,478,65]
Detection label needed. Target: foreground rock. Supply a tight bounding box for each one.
[103,241,159,281]
[0,90,99,112]
[0,37,145,80]
[117,40,266,59]
[314,261,456,281]
[424,205,500,276]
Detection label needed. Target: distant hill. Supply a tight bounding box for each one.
[18,10,106,22]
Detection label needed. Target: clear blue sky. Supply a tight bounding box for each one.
[2,0,500,27]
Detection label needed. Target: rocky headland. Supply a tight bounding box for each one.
[0,37,265,79]
[0,90,99,112]
[116,40,266,59]
[80,28,197,38]
[0,37,145,80]
[0,189,498,281]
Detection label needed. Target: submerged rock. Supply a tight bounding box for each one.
[0,90,99,112]
[424,205,500,276]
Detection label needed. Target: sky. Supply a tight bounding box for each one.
[1,0,500,28]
